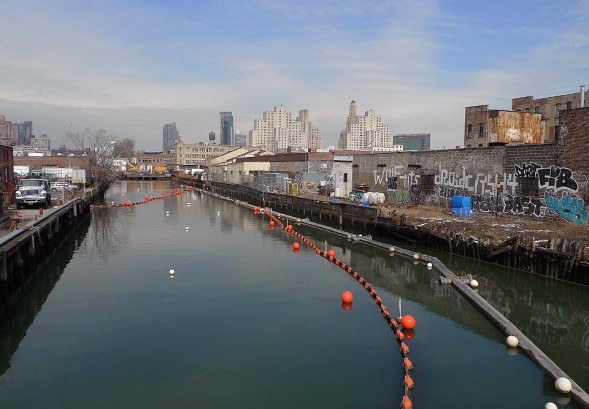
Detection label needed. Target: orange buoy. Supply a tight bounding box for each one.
[401,315,416,330]
[269,220,275,227]
[401,395,413,409]
[404,374,415,390]
[287,224,293,231]
[327,249,335,257]
[403,357,413,371]
[254,207,260,214]
[293,242,300,250]
[341,291,353,303]
[341,302,352,312]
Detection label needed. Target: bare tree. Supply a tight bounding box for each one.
[66,128,118,188]
[112,138,136,159]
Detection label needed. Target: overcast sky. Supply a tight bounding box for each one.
[1,0,588,151]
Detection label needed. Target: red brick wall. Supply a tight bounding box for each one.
[561,108,589,174]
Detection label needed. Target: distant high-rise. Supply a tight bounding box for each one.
[0,115,19,146]
[220,112,234,146]
[19,121,33,145]
[234,134,247,147]
[393,134,431,151]
[338,101,392,150]
[163,122,180,152]
[30,134,50,152]
[249,105,321,153]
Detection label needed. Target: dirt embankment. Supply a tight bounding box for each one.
[377,203,589,246]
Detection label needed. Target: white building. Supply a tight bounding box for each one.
[338,100,393,150]
[249,105,322,153]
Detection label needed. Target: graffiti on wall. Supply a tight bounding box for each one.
[372,161,588,225]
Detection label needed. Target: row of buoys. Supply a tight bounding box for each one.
[262,210,415,408]
[92,188,184,209]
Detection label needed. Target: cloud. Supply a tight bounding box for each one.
[0,0,587,151]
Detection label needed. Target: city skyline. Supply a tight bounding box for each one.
[1,1,588,151]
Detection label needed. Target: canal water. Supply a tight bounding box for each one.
[0,180,586,408]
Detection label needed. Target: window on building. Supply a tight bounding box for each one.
[479,123,484,137]
[478,144,483,148]
[534,106,541,114]
[555,103,562,116]
[566,101,572,109]
[467,124,472,138]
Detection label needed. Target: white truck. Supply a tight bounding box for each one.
[15,178,52,209]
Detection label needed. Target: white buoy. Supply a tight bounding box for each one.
[545,403,557,409]
[347,234,352,240]
[217,211,221,215]
[427,262,433,269]
[506,335,519,347]
[185,226,189,230]
[555,377,572,393]
[169,269,175,275]
[413,253,420,260]
[389,246,396,252]
[187,202,191,206]
[470,279,479,288]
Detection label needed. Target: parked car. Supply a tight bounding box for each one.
[15,178,51,209]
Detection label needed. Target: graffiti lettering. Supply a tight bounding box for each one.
[546,195,589,225]
[501,195,544,217]
[514,162,541,178]
[538,166,578,192]
[395,189,409,204]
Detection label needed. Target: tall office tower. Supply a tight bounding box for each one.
[220,112,234,146]
[338,100,392,150]
[19,121,33,145]
[248,105,322,152]
[163,122,180,152]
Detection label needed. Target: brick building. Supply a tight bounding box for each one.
[0,145,15,208]
[464,105,543,148]
[512,87,588,142]
[560,107,589,200]
[136,152,176,168]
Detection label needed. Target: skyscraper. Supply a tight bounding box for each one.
[248,105,321,152]
[19,121,33,145]
[338,100,392,150]
[220,112,234,146]
[163,122,180,152]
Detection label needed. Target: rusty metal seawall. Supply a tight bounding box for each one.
[0,199,91,321]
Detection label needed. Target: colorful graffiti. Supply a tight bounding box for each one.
[546,195,589,225]
[372,161,588,225]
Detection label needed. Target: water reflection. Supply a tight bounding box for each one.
[0,219,90,376]
[292,224,589,391]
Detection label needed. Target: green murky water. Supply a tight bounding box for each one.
[0,181,585,408]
